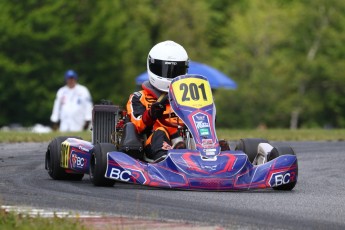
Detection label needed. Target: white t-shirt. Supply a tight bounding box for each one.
[50,84,92,132]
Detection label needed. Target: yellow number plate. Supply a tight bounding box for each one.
[171,77,213,109]
[61,141,70,168]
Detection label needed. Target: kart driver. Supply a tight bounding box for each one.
[126,40,188,162]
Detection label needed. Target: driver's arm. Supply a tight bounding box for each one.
[126,92,152,133]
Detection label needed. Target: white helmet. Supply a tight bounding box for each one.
[147,40,189,92]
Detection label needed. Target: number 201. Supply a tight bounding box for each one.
[180,83,207,101]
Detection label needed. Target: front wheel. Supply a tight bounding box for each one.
[90,143,116,187]
[235,138,269,163]
[45,136,84,180]
[269,146,297,191]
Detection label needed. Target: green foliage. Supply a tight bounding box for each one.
[0,209,85,230]
[0,0,345,128]
[215,0,345,128]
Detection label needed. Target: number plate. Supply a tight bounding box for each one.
[171,77,213,109]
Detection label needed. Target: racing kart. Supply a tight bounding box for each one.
[45,74,298,191]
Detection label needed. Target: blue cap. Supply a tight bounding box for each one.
[64,70,78,80]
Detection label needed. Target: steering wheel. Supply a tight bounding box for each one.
[157,93,169,104]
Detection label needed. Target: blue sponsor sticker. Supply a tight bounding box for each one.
[70,150,88,170]
[192,112,211,137]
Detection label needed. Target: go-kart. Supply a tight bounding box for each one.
[45,74,298,191]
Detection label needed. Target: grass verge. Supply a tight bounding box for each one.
[0,131,91,143]
[217,128,345,141]
[0,208,85,230]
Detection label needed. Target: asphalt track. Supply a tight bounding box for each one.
[0,141,344,229]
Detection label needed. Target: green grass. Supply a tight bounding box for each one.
[0,209,86,230]
[217,128,345,141]
[0,131,92,143]
[1,129,344,143]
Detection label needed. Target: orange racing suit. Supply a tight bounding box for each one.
[126,81,183,160]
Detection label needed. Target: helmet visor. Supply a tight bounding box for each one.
[149,57,188,79]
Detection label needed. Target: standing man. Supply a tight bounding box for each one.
[50,70,93,132]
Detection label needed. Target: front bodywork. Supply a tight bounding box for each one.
[105,150,298,191]
[60,138,93,174]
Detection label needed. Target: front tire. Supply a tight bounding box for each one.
[90,143,116,187]
[235,138,269,163]
[45,136,84,180]
[269,146,297,191]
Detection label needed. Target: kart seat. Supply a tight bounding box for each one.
[119,122,144,160]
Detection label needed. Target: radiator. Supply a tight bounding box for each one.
[92,104,120,144]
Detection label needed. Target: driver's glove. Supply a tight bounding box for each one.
[142,101,166,126]
[149,101,166,120]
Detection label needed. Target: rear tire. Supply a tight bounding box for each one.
[269,146,297,191]
[235,138,269,163]
[46,136,84,180]
[90,143,116,187]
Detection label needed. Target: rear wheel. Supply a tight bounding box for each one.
[269,146,297,191]
[90,143,116,187]
[45,136,84,180]
[235,138,269,163]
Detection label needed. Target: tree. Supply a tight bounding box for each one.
[1,0,345,129]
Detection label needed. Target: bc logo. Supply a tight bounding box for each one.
[109,168,131,182]
[269,172,295,187]
[71,153,87,168]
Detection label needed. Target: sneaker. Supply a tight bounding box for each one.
[153,154,167,163]
[253,143,274,165]
[143,149,168,163]
[143,153,167,163]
